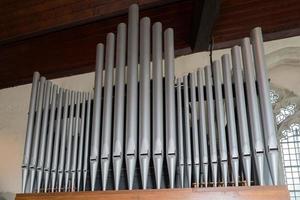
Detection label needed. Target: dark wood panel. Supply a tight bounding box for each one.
[15,186,289,200]
[0,0,180,44]
[213,0,300,49]
[0,1,193,89]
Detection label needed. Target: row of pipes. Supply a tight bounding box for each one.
[21,4,283,193]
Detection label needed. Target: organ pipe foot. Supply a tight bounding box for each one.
[71,171,76,192]
[57,171,63,192]
[64,171,69,192]
[29,168,36,193]
[167,154,176,189]
[44,170,49,192]
[256,152,265,185]
[231,159,239,186]
[179,164,184,188]
[140,155,150,190]
[194,164,200,187]
[186,164,192,188]
[77,171,81,191]
[126,155,136,190]
[221,161,228,187]
[269,150,279,185]
[101,158,110,191]
[203,164,208,187]
[21,167,28,193]
[83,170,87,191]
[153,155,163,189]
[51,171,56,192]
[90,159,98,191]
[212,162,218,187]
[113,157,122,190]
[36,169,42,193]
[243,155,251,186]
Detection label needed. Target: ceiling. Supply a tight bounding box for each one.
[0,0,299,89]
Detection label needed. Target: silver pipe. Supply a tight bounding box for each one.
[65,91,76,192]
[51,88,63,192]
[77,92,86,191]
[196,69,208,187]
[22,72,40,193]
[251,27,280,185]
[71,92,81,191]
[101,32,115,191]
[164,28,177,189]
[176,77,185,188]
[36,81,52,193]
[139,17,151,190]
[212,61,228,187]
[152,22,164,189]
[183,75,192,187]
[241,38,265,186]
[125,4,139,190]
[83,92,92,191]
[231,46,251,186]
[221,55,239,186]
[44,85,58,192]
[112,23,126,191]
[188,73,200,187]
[205,65,218,187]
[57,90,70,192]
[29,76,45,193]
[90,43,105,191]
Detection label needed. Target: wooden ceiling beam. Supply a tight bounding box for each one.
[190,0,221,52]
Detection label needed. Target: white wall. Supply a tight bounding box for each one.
[0,35,300,199]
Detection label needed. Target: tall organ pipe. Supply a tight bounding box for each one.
[57,90,70,192]
[36,81,52,192]
[221,55,239,186]
[101,33,115,191]
[164,28,177,189]
[251,27,280,185]
[205,66,218,187]
[241,38,265,185]
[125,4,139,190]
[188,73,200,187]
[77,92,87,191]
[196,69,208,187]
[231,46,251,186]
[152,22,164,189]
[29,76,46,193]
[22,72,40,193]
[65,91,76,191]
[51,88,64,192]
[44,85,58,192]
[112,23,126,191]
[90,43,105,191]
[139,17,151,190]
[212,61,228,187]
[71,92,81,191]
[176,78,185,188]
[83,92,92,191]
[183,75,192,188]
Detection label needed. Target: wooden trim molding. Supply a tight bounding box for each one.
[16,186,290,200]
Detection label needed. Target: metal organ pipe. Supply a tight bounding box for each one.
[101,33,115,191]
[125,4,139,190]
[139,17,151,190]
[112,23,126,191]
[152,22,164,189]
[22,72,40,193]
[90,43,104,191]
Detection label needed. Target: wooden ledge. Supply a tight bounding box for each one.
[16,186,289,200]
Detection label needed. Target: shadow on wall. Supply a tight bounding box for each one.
[0,193,15,200]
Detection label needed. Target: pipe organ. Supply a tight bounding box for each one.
[21,4,284,193]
